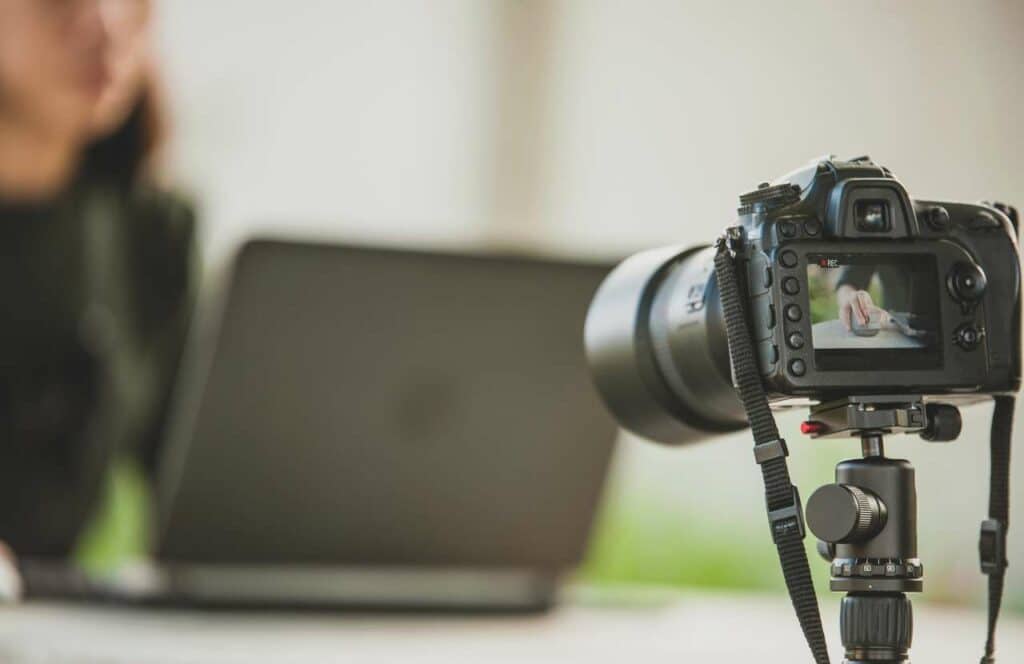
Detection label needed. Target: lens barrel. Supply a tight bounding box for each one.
[583,245,747,444]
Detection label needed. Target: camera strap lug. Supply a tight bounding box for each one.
[715,226,746,259]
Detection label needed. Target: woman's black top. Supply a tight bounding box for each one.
[0,178,197,556]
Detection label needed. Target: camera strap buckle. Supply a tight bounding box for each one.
[979,519,1008,575]
[768,485,806,543]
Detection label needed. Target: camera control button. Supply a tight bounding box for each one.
[778,221,797,238]
[947,263,987,302]
[782,277,800,295]
[784,304,802,322]
[787,332,805,349]
[925,206,950,231]
[803,218,822,236]
[789,358,806,377]
[779,250,798,268]
[954,324,984,351]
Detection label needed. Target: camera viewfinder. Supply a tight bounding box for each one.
[854,200,891,232]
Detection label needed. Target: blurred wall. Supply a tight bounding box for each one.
[154,0,1024,607]
[537,1,1024,255]
[156,0,1024,260]
[155,1,500,259]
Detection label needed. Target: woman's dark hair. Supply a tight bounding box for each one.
[80,79,165,187]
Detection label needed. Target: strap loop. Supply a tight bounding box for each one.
[754,438,789,465]
[979,518,1008,576]
[768,485,806,542]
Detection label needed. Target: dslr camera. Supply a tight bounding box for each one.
[584,155,1020,664]
[586,155,1020,443]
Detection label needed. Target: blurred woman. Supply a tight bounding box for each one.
[0,0,197,595]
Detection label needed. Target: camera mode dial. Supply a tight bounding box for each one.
[806,484,887,544]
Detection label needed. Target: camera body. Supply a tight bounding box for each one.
[584,156,1021,443]
[728,156,1019,398]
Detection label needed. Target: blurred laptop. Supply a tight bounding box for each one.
[25,240,617,610]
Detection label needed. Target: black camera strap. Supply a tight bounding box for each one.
[713,231,832,664]
[981,394,1013,664]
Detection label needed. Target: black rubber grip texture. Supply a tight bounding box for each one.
[840,594,912,652]
[846,486,876,537]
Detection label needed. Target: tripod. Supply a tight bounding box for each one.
[801,396,962,664]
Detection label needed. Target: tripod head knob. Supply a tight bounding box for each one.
[920,402,962,442]
[806,484,888,544]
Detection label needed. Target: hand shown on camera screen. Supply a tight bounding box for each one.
[836,284,890,332]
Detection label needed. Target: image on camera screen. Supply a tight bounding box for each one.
[806,254,940,357]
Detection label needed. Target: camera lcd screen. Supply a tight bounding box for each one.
[806,254,941,370]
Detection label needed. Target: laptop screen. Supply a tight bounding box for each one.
[158,241,617,570]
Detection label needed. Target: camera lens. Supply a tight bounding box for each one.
[584,246,747,444]
[854,200,891,233]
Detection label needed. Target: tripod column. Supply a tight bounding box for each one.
[806,437,923,664]
[840,593,913,663]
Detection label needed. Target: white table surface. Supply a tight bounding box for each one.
[812,318,924,350]
[1,587,1021,663]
